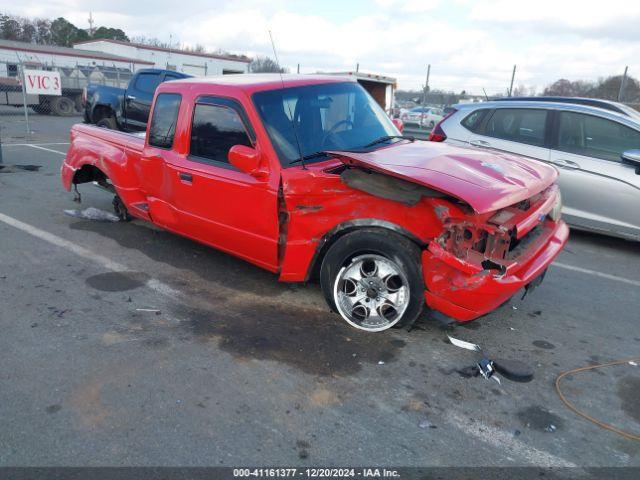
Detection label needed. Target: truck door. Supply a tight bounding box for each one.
[164,96,280,271]
[124,71,162,131]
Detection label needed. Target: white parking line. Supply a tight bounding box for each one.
[554,262,640,287]
[23,144,67,155]
[446,412,577,467]
[0,212,182,301]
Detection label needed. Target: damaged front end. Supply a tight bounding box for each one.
[423,185,569,321]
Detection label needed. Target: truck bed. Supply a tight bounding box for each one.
[62,124,148,218]
[71,123,145,152]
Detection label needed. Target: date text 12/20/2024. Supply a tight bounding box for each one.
[233,468,400,478]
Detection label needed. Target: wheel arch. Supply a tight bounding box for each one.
[306,219,426,282]
[72,163,110,188]
[91,103,116,124]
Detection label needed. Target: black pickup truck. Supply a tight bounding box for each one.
[83,69,191,131]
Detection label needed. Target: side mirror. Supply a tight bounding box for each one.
[621,149,640,174]
[392,118,404,133]
[228,145,262,176]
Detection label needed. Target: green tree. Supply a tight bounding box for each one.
[93,26,129,42]
[50,17,84,46]
[0,14,21,40]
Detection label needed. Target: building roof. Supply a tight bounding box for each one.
[73,39,252,64]
[0,39,154,65]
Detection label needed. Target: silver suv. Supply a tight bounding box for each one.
[430,101,640,241]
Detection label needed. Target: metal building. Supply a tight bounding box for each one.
[73,39,251,76]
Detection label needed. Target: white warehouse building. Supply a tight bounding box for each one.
[73,39,251,76]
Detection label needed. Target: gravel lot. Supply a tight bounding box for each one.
[0,115,639,471]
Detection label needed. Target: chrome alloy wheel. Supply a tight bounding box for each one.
[333,254,410,332]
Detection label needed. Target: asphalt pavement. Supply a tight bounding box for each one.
[0,116,639,469]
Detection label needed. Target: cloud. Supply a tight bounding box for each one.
[4,0,640,94]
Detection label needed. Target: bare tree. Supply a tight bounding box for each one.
[250,56,287,73]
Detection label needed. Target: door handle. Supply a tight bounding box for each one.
[179,172,193,183]
[551,159,580,170]
[470,139,490,147]
[126,95,136,101]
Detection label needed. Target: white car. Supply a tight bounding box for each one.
[401,107,444,129]
[429,100,640,241]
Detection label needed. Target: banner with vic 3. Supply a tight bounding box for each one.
[24,70,62,96]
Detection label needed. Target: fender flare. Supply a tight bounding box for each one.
[305,218,427,281]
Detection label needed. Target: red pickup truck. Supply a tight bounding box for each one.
[62,74,568,332]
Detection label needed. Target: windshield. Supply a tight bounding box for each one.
[252,82,398,166]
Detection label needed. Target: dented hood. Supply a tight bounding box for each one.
[328,141,558,214]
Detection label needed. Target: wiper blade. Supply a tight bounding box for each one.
[289,151,329,165]
[363,135,415,148]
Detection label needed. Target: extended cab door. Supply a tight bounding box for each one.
[466,107,551,162]
[548,110,640,239]
[124,71,163,131]
[163,96,280,271]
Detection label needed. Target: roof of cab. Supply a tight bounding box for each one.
[157,73,356,95]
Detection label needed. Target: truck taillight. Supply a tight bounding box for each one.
[81,87,87,106]
[428,109,456,142]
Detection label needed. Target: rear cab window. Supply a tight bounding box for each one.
[134,72,162,94]
[484,108,548,146]
[148,93,181,149]
[189,97,254,167]
[556,111,640,162]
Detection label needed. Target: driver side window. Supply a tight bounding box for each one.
[189,104,252,165]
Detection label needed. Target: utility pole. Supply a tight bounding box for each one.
[297,63,300,74]
[356,63,359,73]
[508,64,516,97]
[422,64,430,105]
[88,12,95,37]
[618,66,629,102]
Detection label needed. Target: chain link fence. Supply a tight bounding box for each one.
[0,60,133,139]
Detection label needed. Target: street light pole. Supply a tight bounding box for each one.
[423,64,430,105]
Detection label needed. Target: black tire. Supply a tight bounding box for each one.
[319,228,424,330]
[50,96,75,116]
[96,116,118,130]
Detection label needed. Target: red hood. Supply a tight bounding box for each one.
[328,141,558,214]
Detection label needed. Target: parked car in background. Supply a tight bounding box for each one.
[429,101,640,241]
[495,96,640,122]
[402,106,444,129]
[83,68,191,131]
[62,75,567,331]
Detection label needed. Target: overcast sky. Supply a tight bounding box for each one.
[10,0,640,94]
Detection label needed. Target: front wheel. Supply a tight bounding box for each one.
[320,229,425,332]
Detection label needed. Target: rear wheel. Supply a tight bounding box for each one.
[96,115,117,130]
[320,229,424,332]
[50,96,75,116]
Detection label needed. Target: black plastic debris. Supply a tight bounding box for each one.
[447,334,534,384]
[493,358,534,383]
[477,358,500,384]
